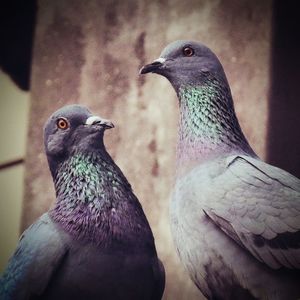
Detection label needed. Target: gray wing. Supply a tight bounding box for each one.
[0,213,68,299]
[203,155,300,270]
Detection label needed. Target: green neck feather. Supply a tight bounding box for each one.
[54,151,129,209]
[177,79,255,165]
[50,151,154,249]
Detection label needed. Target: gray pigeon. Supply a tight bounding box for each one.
[140,40,300,299]
[0,104,165,300]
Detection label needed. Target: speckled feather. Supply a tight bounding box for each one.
[51,151,154,252]
[141,40,300,300]
[177,80,255,167]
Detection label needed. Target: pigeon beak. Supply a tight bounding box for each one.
[85,116,114,129]
[139,57,166,74]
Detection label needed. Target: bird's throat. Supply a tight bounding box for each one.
[50,152,127,242]
[49,151,153,250]
[54,152,107,204]
[176,83,254,172]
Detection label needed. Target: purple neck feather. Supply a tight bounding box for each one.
[49,151,153,251]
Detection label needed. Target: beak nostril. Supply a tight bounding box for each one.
[92,120,101,125]
[151,61,163,66]
[140,57,166,75]
[85,116,114,129]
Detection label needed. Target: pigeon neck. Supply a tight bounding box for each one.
[52,149,119,201]
[176,79,255,173]
[50,150,153,251]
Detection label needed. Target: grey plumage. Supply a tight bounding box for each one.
[0,104,165,300]
[141,40,300,299]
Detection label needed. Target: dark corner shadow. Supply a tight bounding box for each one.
[0,0,37,91]
[267,0,300,178]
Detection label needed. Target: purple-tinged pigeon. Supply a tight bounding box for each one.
[0,104,165,300]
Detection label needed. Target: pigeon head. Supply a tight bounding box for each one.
[140,40,227,91]
[140,41,255,162]
[44,104,114,177]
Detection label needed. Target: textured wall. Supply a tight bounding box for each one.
[0,71,29,272]
[23,0,272,299]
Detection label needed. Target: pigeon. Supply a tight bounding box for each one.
[0,104,165,300]
[140,40,300,299]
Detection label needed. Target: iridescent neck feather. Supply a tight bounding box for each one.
[49,150,153,250]
[177,76,255,172]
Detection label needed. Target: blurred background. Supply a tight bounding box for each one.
[0,0,299,299]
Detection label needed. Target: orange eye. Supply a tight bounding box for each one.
[57,118,69,130]
[183,47,194,57]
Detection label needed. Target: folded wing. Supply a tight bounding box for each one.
[203,155,300,269]
[0,213,68,299]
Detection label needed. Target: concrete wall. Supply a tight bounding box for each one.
[0,71,29,273]
[21,1,272,299]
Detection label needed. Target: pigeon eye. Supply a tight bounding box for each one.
[57,118,69,130]
[183,47,194,57]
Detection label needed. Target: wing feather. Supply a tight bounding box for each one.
[204,155,300,270]
[0,213,68,299]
